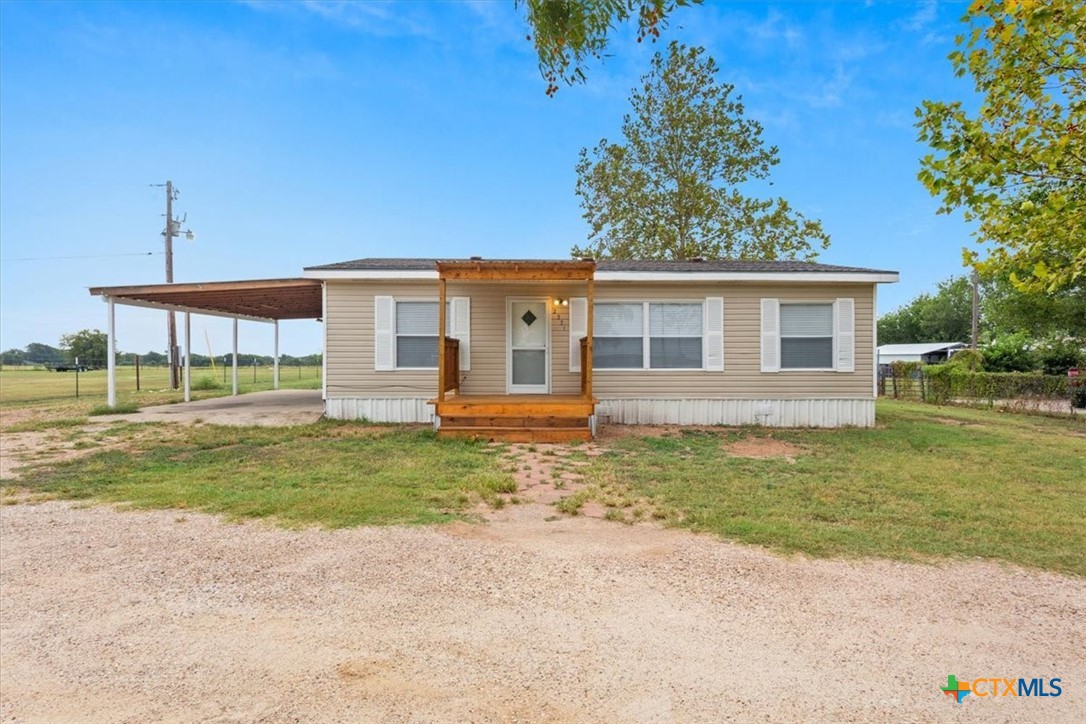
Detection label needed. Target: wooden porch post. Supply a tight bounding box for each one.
[438,276,447,402]
[585,276,594,399]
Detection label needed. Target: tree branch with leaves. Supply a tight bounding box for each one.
[518,0,700,96]
[917,0,1085,292]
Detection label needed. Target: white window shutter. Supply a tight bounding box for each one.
[760,298,780,373]
[374,296,394,371]
[704,297,724,371]
[835,298,855,372]
[569,297,587,372]
[451,297,471,371]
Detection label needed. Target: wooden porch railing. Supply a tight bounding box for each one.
[442,337,460,395]
[580,336,590,398]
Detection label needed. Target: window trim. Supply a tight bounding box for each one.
[393,297,450,371]
[594,299,707,371]
[778,301,837,372]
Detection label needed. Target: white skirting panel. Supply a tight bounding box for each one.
[596,398,875,428]
[326,398,434,423]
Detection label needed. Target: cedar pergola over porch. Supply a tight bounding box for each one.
[430,259,598,442]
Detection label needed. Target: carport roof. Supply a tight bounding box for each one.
[88,278,323,321]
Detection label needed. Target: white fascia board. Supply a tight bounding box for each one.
[594,271,900,283]
[101,295,275,324]
[303,269,439,280]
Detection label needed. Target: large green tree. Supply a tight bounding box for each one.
[59,329,108,365]
[519,0,700,96]
[916,0,1085,292]
[878,276,975,345]
[878,273,1086,345]
[23,343,65,366]
[981,273,1086,338]
[572,42,829,261]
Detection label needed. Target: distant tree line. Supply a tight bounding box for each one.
[879,273,1086,374]
[1,331,321,368]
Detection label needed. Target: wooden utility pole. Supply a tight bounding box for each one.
[165,180,179,389]
[971,270,979,350]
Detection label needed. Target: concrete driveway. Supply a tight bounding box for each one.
[96,389,325,426]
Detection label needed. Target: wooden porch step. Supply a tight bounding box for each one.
[441,416,588,428]
[434,401,596,418]
[437,426,592,443]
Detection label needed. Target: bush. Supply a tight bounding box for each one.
[982,332,1038,372]
[923,365,1068,406]
[1036,338,1085,376]
[192,376,222,391]
[945,348,984,371]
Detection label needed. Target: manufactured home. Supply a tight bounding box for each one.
[91,257,899,440]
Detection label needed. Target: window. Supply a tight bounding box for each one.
[780,303,833,369]
[594,302,703,369]
[650,303,703,369]
[394,301,450,369]
[595,303,643,369]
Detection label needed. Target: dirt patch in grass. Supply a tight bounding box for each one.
[931,416,981,427]
[491,443,598,512]
[1,423,188,487]
[724,437,804,461]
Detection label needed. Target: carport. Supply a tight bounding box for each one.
[88,278,323,408]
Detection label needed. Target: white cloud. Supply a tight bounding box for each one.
[241,0,436,38]
[900,0,938,32]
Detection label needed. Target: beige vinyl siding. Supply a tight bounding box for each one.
[325,279,875,401]
[324,280,582,399]
[592,282,874,399]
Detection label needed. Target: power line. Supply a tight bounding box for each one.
[2,251,165,262]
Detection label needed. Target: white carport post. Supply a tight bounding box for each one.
[106,296,116,408]
[273,319,280,390]
[183,312,192,402]
[232,317,239,396]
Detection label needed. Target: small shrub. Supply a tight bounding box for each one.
[192,376,222,391]
[945,348,984,371]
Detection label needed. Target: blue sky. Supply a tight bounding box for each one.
[0,0,977,356]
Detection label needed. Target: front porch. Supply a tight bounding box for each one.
[431,393,598,442]
[429,260,598,441]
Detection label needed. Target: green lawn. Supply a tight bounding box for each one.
[9,424,514,526]
[4,399,1083,575]
[576,400,1086,576]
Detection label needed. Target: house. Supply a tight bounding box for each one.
[304,258,898,438]
[877,342,967,369]
[89,257,899,440]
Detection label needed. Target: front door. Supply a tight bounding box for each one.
[508,299,549,393]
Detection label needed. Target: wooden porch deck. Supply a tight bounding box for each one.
[429,393,598,442]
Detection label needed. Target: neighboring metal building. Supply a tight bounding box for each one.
[877,342,967,367]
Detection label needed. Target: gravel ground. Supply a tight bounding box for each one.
[1,501,1083,723]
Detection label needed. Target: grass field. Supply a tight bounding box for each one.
[0,364,322,409]
[3,399,1083,575]
[9,424,514,526]
[573,400,1086,575]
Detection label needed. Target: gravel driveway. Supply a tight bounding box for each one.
[1,501,1083,723]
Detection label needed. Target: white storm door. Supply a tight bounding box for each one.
[507,299,549,393]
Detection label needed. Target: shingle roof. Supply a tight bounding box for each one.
[304,257,896,274]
